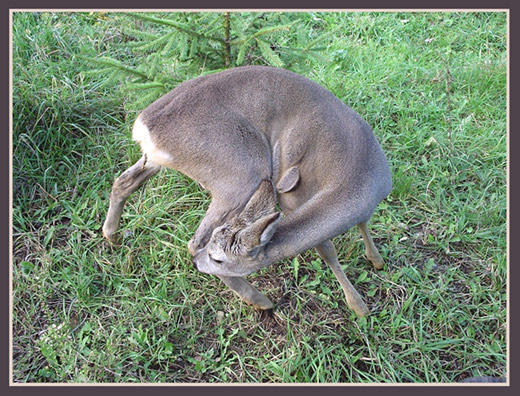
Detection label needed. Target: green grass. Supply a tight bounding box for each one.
[12,11,507,383]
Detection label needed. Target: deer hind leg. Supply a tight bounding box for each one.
[218,276,273,310]
[315,240,370,317]
[102,155,161,244]
[187,199,233,256]
[357,222,385,270]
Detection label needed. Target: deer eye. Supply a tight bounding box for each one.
[210,255,223,264]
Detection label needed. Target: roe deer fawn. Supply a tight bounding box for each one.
[103,66,392,317]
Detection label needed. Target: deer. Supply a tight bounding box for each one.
[102,66,392,317]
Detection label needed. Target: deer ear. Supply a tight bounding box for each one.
[239,180,277,224]
[276,166,300,193]
[259,212,281,246]
[240,212,281,251]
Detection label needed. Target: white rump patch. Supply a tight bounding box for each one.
[132,116,173,166]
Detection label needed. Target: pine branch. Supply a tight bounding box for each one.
[303,26,341,51]
[125,82,167,90]
[132,32,175,52]
[256,39,284,68]
[82,56,149,80]
[231,22,296,46]
[127,12,225,44]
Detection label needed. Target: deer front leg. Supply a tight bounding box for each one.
[218,276,273,310]
[103,156,161,245]
[188,201,273,310]
[315,240,370,317]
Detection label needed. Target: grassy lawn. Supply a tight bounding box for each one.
[11,11,507,383]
